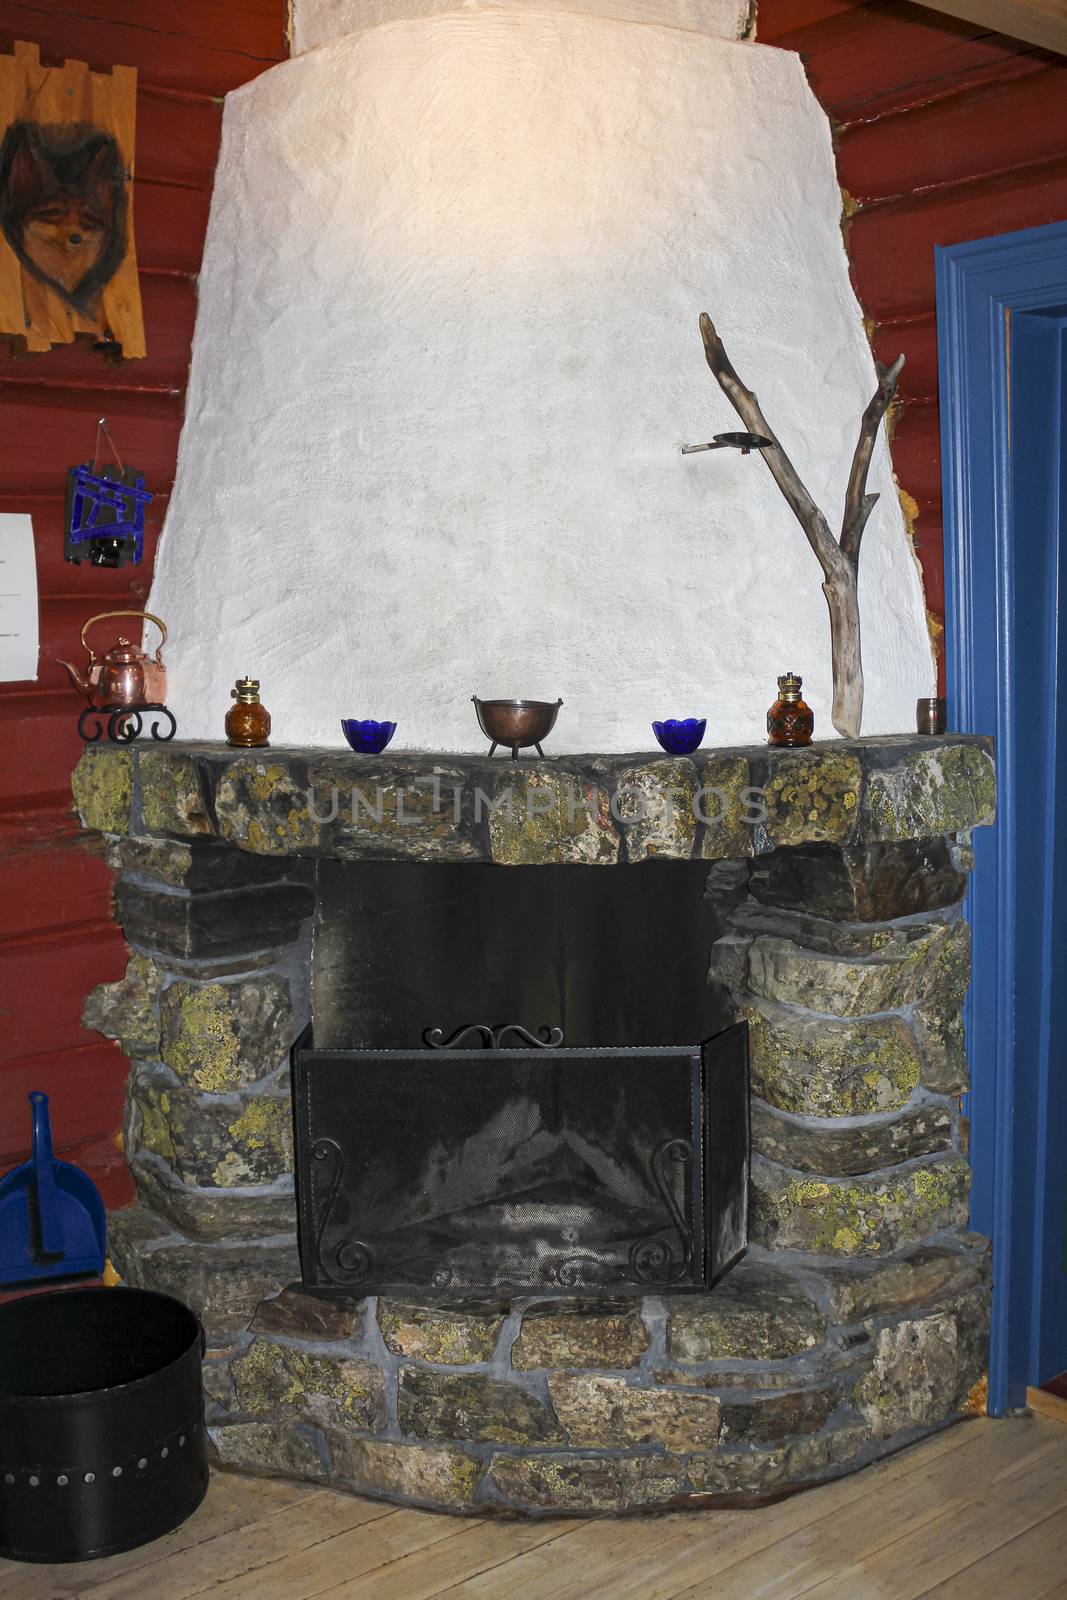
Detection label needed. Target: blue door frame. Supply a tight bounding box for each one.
[937,219,1067,1414]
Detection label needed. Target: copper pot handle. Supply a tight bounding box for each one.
[81,610,168,663]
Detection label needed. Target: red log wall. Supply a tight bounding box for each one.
[0,4,287,1205]
[757,0,1067,688]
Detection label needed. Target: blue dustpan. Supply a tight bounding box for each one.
[0,1092,106,1286]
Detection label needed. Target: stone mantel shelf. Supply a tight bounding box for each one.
[72,734,996,867]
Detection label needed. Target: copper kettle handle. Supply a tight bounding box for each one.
[81,610,168,663]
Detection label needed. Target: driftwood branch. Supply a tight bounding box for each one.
[840,353,904,565]
[697,312,902,740]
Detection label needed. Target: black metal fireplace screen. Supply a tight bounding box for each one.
[292,1021,749,1296]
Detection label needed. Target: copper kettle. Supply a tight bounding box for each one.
[60,611,168,709]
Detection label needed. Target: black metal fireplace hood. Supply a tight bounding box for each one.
[292,1020,749,1297]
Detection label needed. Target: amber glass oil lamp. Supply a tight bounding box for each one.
[767,672,814,747]
[226,677,271,747]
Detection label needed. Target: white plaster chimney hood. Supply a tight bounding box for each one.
[149,0,934,752]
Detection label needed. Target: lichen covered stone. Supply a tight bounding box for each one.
[863,743,996,842]
[398,1369,562,1445]
[855,1312,964,1437]
[309,757,482,862]
[211,1421,327,1480]
[666,1258,827,1361]
[108,1211,299,1336]
[202,1343,239,1413]
[159,974,292,1092]
[747,920,971,1017]
[750,1098,953,1176]
[718,1383,842,1443]
[232,1339,386,1434]
[139,750,213,836]
[511,1299,649,1369]
[686,1421,866,1495]
[760,751,862,848]
[707,933,753,994]
[128,1071,295,1188]
[107,835,202,887]
[749,840,969,922]
[744,1001,922,1117]
[731,902,907,959]
[548,1374,721,1451]
[107,834,297,891]
[82,953,162,1058]
[330,1437,483,1508]
[613,758,697,861]
[487,770,619,865]
[685,1442,792,1495]
[698,755,756,859]
[128,1070,294,1189]
[220,1096,293,1183]
[488,1452,685,1513]
[216,758,320,855]
[823,1237,990,1325]
[652,1361,832,1392]
[913,1006,969,1094]
[750,1153,971,1256]
[128,1152,297,1242]
[71,744,133,834]
[378,1298,504,1364]
[251,1288,364,1341]
[124,1069,176,1168]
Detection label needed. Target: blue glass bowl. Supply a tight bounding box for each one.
[341,719,397,755]
[652,718,707,756]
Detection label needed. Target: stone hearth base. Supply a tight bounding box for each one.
[77,735,996,1514]
[108,1235,989,1514]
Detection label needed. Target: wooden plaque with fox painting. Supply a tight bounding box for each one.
[0,41,145,358]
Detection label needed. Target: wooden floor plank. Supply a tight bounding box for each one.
[0,1475,323,1600]
[797,1419,1067,1600]
[3,1418,1065,1600]
[1028,1387,1067,1427]
[201,1503,472,1600]
[70,1486,394,1600]
[312,1517,586,1600]
[663,1416,1067,1600]
[920,1504,1067,1598]
[448,1422,980,1600]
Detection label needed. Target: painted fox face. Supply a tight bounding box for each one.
[0,121,126,310]
[20,188,111,295]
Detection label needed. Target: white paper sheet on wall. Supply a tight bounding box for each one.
[0,513,39,683]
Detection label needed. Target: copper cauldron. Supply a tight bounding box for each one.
[472,697,563,759]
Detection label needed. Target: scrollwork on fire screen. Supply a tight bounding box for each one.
[629,1137,694,1286]
[311,1137,375,1287]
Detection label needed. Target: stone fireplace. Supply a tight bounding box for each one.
[64,0,998,1517]
[74,732,995,1514]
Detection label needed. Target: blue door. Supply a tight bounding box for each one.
[938,221,1067,1412]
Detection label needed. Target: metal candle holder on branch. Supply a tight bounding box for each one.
[697,313,904,739]
[680,431,772,456]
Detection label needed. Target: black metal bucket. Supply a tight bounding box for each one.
[0,1286,208,1563]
